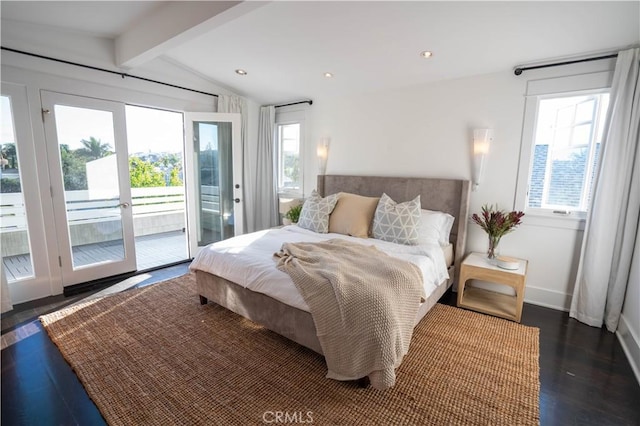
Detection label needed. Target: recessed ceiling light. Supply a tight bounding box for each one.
[323,72,334,78]
[420,51,433,59]
[235,69,247,76]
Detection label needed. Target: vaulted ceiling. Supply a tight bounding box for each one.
[2,1,639,104]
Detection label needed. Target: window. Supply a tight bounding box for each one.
[515,66,614,224]
[276,122,302,194]
[527,92,609,213]
[275,106,306,199]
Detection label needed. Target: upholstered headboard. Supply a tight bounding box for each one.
[317,174,471,282]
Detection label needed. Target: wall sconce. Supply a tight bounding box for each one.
[472,129,492,190]
[317,137,330,175]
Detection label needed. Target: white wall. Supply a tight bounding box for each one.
[306,57,640,382]
[306,60,620,312]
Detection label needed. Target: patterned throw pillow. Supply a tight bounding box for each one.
[297,190,339,233]
[372,193,421,245]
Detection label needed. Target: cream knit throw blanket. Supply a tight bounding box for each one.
[275,239,425,390]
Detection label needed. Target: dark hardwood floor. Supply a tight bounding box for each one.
[2,273,639,426]
[440,291,640,426]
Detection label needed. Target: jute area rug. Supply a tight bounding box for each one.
[41,273,540,426]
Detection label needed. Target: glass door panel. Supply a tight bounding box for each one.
[185,113,242,256]
[54,105,126,268]
[193,121,235,245]
[125,105,188,270]
[1,95,34,281]
[194,121,221,245]
[41,91,135,286]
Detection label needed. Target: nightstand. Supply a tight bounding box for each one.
[456,252,528,322]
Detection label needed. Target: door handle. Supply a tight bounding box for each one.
[118,202,131,208]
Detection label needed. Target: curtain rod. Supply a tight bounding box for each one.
[275,100,313,108]
[1,46,219,98]
[514,53,618,76]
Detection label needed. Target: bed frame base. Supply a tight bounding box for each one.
[196,268,453,356]
[197,270,325,354]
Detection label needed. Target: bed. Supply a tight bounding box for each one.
[191,175,470,383]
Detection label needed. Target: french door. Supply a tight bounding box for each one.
[184,113,243,256]
[1,83,54,303]
[2,90,240,302]
[41,91,136,286]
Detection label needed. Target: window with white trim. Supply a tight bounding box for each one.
[528,92,609,213]
[276,123,301,194]
[515,68,613,222]
[274,105,307,201]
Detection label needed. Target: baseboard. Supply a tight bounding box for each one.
[63,259,192,297]
[617,313,640,386]
[523,285,571,312]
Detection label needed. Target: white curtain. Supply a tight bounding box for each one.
[570,48,640,332]
[217,94,250,232]
[254,106,279,230]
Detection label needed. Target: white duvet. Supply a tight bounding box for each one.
[189,225,449,312]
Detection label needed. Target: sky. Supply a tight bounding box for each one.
[125,105,185,154]
[1,98,188,154]
[1,96,15,144]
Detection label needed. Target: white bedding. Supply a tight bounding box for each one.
[189,225,449,312]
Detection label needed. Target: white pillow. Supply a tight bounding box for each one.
[297,190,338,233]
[418,209,455,246]
[372,193,421,245]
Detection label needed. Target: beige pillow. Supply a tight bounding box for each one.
[329,193,380,238]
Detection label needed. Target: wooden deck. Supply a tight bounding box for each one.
[3,231,188,282]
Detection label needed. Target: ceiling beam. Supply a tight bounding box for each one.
[115,1,266,69]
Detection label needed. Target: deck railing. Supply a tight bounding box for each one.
[1,186,220,256]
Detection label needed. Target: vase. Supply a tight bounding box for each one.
[487,235,501,261]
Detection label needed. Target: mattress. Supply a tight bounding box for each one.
[190,225,451,313]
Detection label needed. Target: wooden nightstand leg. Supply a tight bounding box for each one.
[457,272,469,307]
[515,278,524,322]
